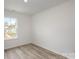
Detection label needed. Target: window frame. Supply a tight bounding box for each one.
[4,16,18,40]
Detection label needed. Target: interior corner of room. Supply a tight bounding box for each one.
[4,0,75,59]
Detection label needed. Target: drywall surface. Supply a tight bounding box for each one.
[4,10,32,49]
[32,0,75,53]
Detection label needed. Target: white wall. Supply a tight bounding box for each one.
[4,10,32,49]
[32,0,75,53]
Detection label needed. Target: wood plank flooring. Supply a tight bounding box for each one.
[5,43,67,59]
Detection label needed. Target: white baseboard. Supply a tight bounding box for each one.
[59,53,75,59]
[32,43,75,59]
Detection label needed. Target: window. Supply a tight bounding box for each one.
[4,17,17,40]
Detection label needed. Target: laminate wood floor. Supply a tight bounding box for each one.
[5,43,67,59]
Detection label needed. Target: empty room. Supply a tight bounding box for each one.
[4,0,75,59]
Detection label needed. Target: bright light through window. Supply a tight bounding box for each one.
[4,17,17,40]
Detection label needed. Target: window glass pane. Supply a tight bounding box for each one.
[4,17,17,40]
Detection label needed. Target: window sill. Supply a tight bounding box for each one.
[4,38,17,41]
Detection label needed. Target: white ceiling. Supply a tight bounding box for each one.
[4,0,69,15]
